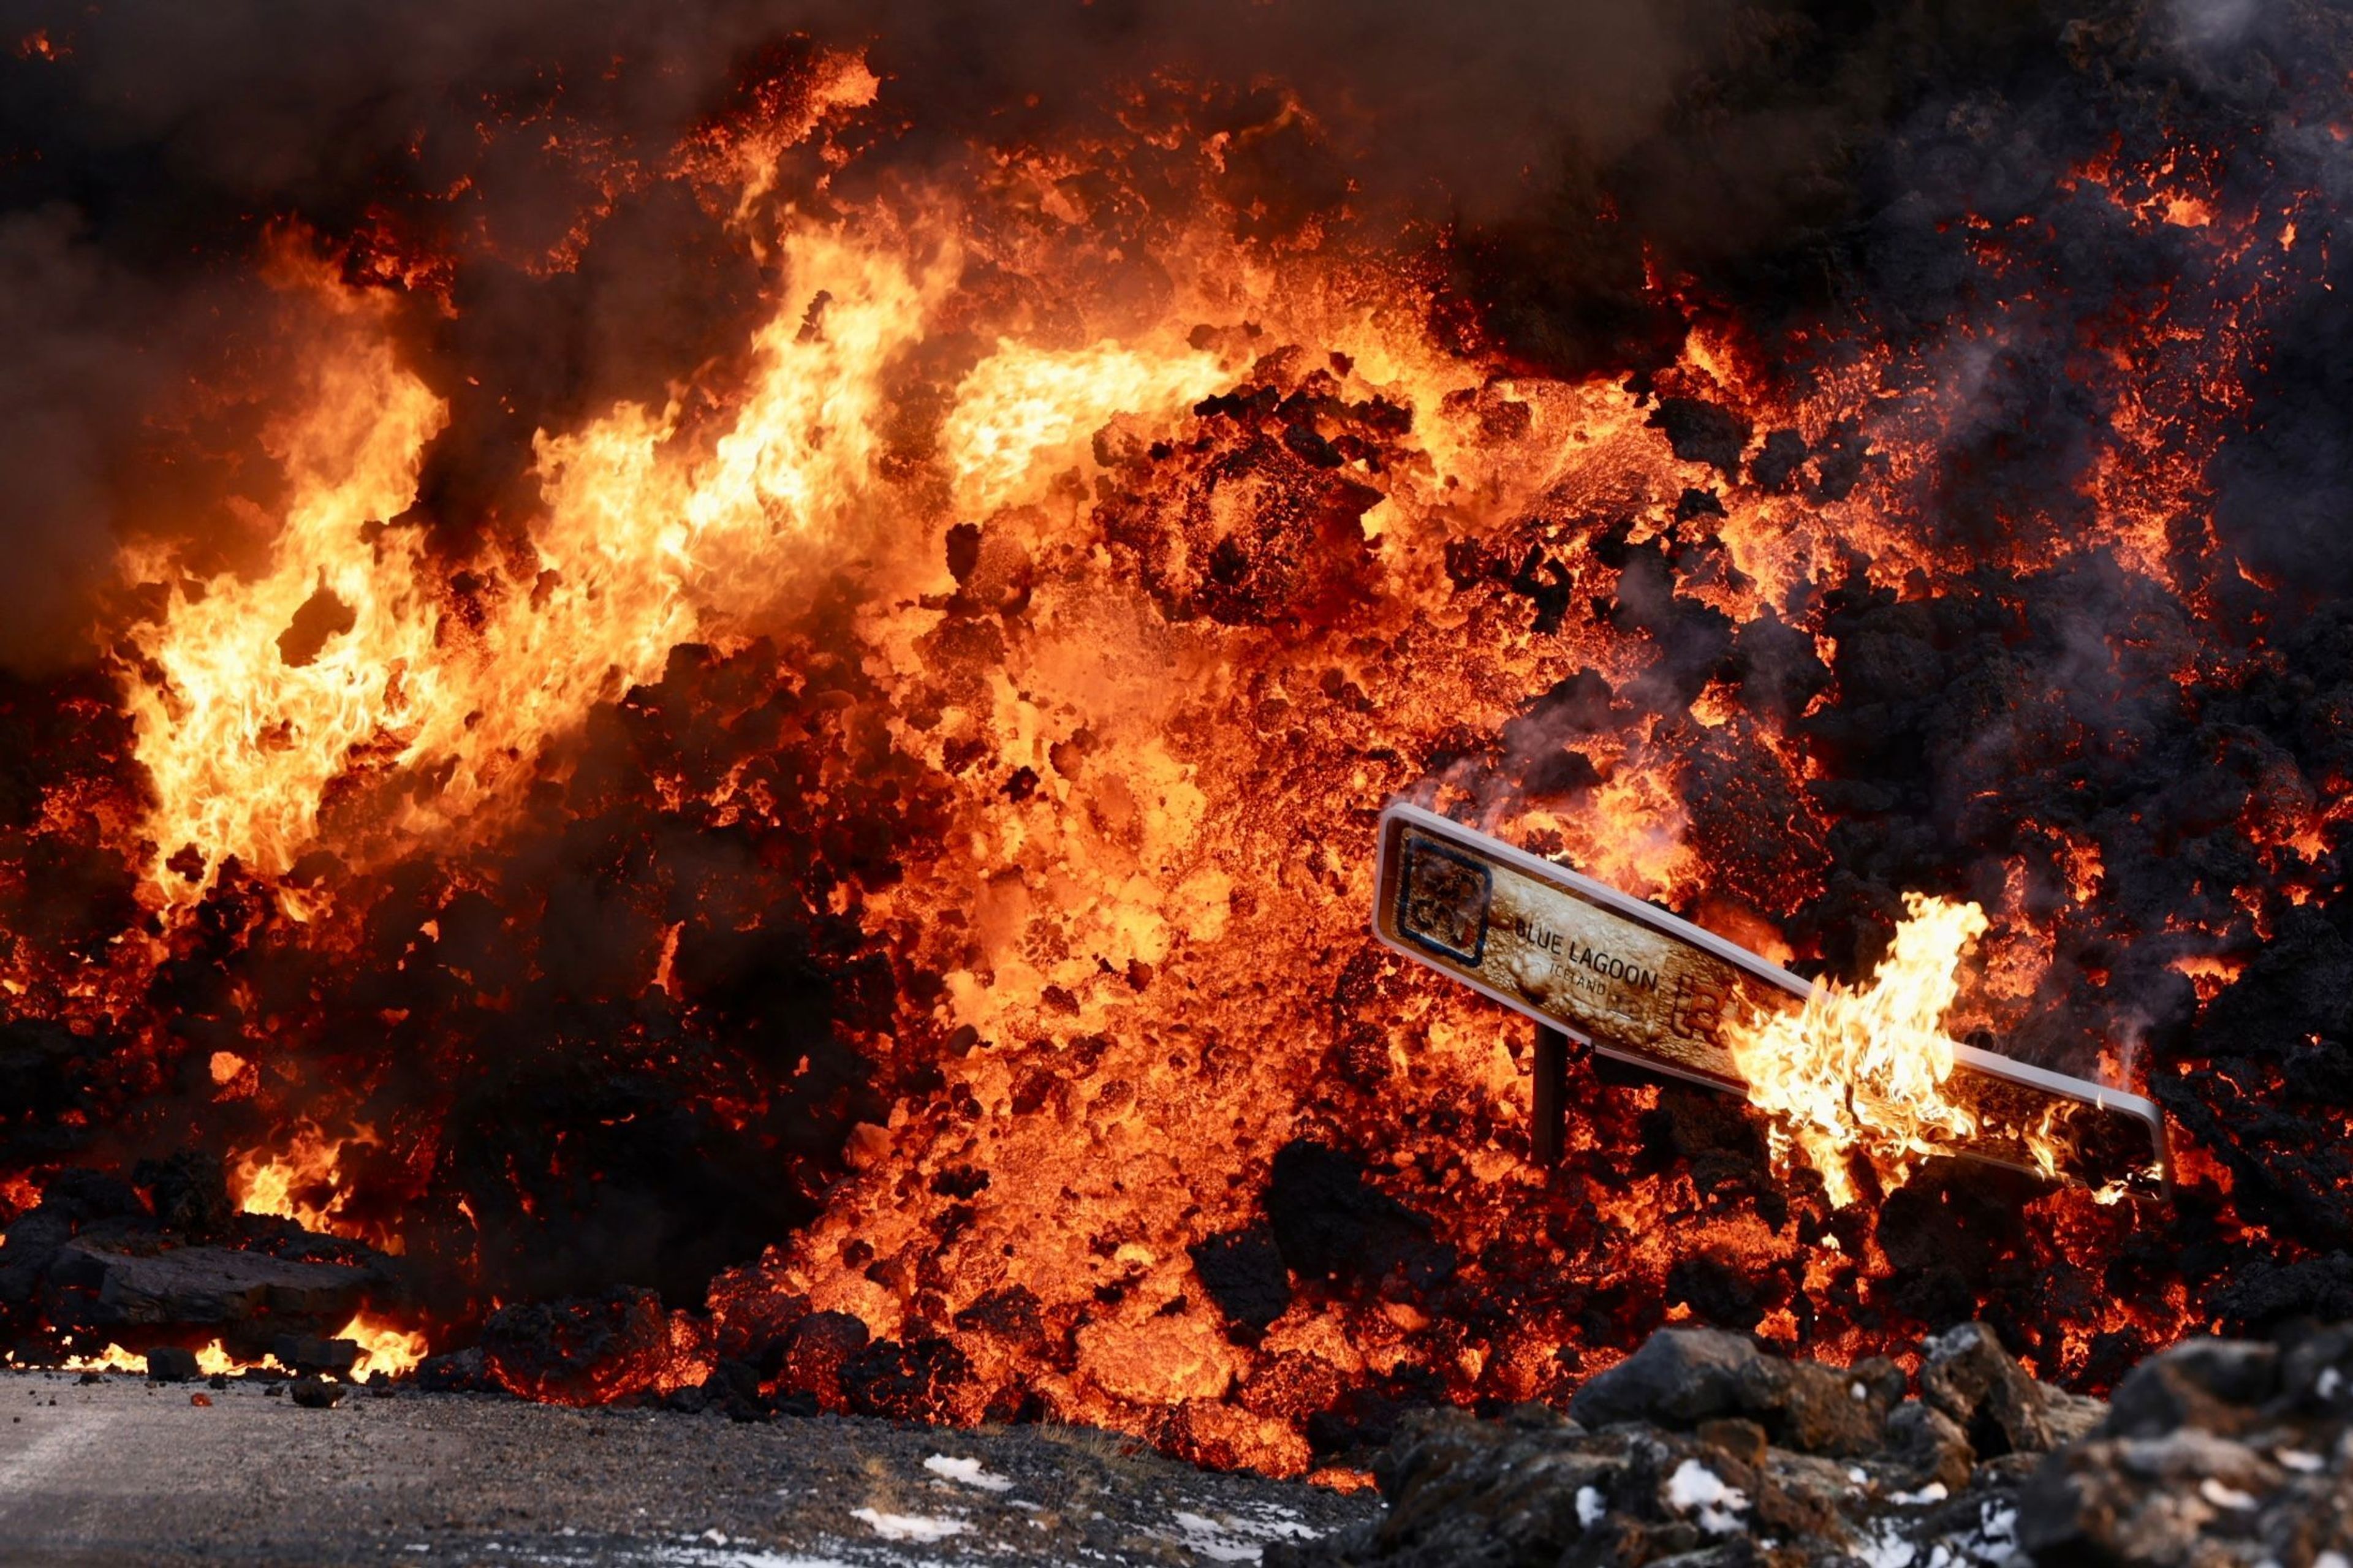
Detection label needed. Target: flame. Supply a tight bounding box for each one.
[119,227,966,887]
[56,1326,418,1381]
[117,281,448,886]
[232,1122,373,1235]
[1722,895,1988,1206]
[940,340,1227,515]
[59,1343,146,1373]
[62,1340,254,1376]
[336,1312,429,1379]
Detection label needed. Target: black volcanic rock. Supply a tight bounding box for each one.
[1265,1142,1447,1291]
[271,1334,362,1378]
[133,1149,235,1240]
[2104,1338,2279,1440]
[1572,1327,1898,1460]
[838,1335,971,1422]
[1645,396,1750,477]
[44,1241,372,1330]
[1919,1321,2077,1457]
[775,1309,870,1412]
[1191,1225,1292,1337]
[479,1288,669,1404]
[144,1344,197,1383]
[1570,1327,1761,1429]
[288,1375,344,1409]
[1281,1321,2353,1568]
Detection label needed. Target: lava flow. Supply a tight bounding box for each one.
[4,0,2352,1479]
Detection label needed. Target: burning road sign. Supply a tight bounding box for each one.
[1371,802,2170,1195]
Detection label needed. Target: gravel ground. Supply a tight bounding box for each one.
[0,1370,1374,1567]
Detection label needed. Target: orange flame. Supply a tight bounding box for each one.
[336,1312,429,1379]
[232,1121,374,1237]
[1722,894,1987,1206]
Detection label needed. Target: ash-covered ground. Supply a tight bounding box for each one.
[0,1369,1374,1567]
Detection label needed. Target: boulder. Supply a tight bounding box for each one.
[479,1288,670,1405]
[2104,1336,2278,1439]
[144,1345,199,1383]
[271,1334,362,1377]
[1571,1328,1760,1428]
[1572,1328,1889,1457]
[2018,1428,2287,1563]
[45,1241,371,1330]
[288,1376,344,1409]
[1918,1322,2055,1455]
[1884,1400,1974,1494]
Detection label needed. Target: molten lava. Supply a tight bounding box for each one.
[4,11,2347,1479]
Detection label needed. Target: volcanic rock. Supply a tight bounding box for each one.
[1283,1320,2353,1568]
[1919,1320,2072,1456]
[479,1288,670,1404]
[773,1309,869,1412]
[1885,1398,1976,1494]
[1569,1327,1762,1428]
[1265,1142,1449,1291]
[2105,1336,2279,1439]
[271,1334,362,1378]
[839,1335,971,1422]
[1645,396,1751,477]
[44,1241,371,1330]
[697,1357,770,1422]
[287,1376,343,1409]
[0,1173,143,1311]
[132,1150,236,1241]
[414,1346,488,1393]
[1189,1224,1292,1338]
[144,1345,198,1384]
[1567,1328,1893,1458]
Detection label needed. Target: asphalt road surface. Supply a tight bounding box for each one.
[0,1371,1375,1566]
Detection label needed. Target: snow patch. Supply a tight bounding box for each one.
[1856,1520,1916,1568]
[1889,1481,1949,1506]
[2277,1448,2324,1473]
[649,1544,861,1553]
[849,1508,968,1543]
[924,1455,1015,1492]
[2199,1476,2256,1511]
[1575,1485,1605,1529]
[1164,1502,1322,1564]
[1973,1501,2021,1564]
[1666,1458,1749,1534]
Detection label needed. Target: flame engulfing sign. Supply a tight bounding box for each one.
[1724,895,1988,1207]
[4,3,2353,1477]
